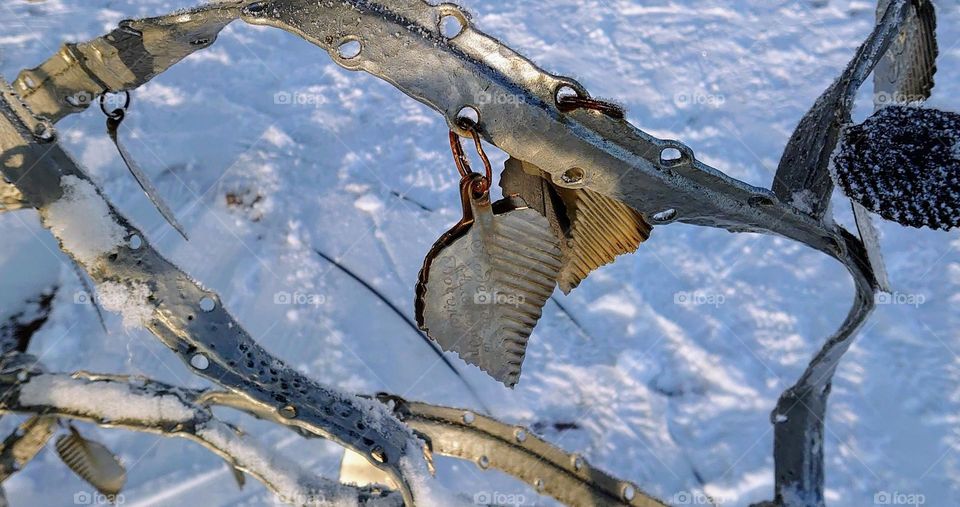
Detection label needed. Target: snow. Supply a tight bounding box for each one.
[1,0,959,506]
[44,175,128,266]
[95,281,155,329]
[19,375,196,424]
[197,422,361,507]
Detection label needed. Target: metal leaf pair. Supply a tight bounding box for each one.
[417,143,651,387]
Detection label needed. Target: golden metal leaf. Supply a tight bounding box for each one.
[501,158,652,293]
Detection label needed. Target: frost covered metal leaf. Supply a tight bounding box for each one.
[416,174,562,387]
[833,105,960,230]
[500,158,651,294]
[55,427,126,496]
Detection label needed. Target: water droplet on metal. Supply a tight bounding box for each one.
[462,411,475,424]
[477,455,490,469]
[515,429,527,443]
[279,405,297,418]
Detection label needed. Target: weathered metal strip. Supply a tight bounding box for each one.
[772,0,911,219]
[12,2,247,122]
[0,81,425,504]
[0,415,56,482]
[382,395,667,507]
[0,360,402,506]
[241,0,856,262]
[854,0,939,291]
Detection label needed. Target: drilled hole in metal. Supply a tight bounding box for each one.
[555,84,580,105]
[190,353,209,370]
[199,296,216,312]
[660,147,683,164]
[439,15,464,38]
[561,167,585,185]
[652,209,678,223]
[337,40,362,59]
[455,106,480,128]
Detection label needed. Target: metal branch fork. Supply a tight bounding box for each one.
[0,0,940,505]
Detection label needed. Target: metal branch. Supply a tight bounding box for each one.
[12,2,248,123]
[1,1,941,506]
[0,80,429,504]
[0,359,401,506]
[0,415,57,482]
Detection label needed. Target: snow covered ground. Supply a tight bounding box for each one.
[1,0,959,505]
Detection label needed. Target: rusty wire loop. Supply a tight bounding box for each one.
[448,126,493,194]
[557,94,625,120]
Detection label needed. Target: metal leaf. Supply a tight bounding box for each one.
[55,427,126,496]
[501,158,651,294]
[417,174,562,387]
